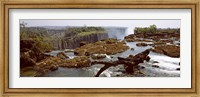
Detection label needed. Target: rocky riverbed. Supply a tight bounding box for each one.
[20,31,180,77]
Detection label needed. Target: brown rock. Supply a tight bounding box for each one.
[151,45,180,58]
[50,65,58,71]
[60,56,91,68]
[75,38,129,56]
[80,41,89,47]
[57,52,69,59]
[91,54,106,59]
[136,43,148,47]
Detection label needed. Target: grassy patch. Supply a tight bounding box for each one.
[77,31,105,37]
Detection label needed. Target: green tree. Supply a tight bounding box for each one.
[149,24,157,33]
[20,22,53,52]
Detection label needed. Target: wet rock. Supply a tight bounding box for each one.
[116,75,120,77]
[121,40,126,44]
[176,68,180,70]
[131,48,135,51]
[145,56,151,62]
[140,66,145,69]
[91,54,106,59]
[152,61,159,63]
[57,52,69,59]
[152,65,159,68]
[50,65,58,71]
[151,45,180,58]
[124,34,135,39]
[136,43,148,47]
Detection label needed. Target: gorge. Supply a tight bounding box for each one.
[20,25,180,77]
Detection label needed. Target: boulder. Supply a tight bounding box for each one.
[176,68,180,70]
[131,48,135,51]
[50,65,58,71]
[152,65,159,68]
[136,43,148,47]
[91,54,106,59]
[57,52,69,59]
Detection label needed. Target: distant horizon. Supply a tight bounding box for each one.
[20,20,181,30]
[24,25,180,29]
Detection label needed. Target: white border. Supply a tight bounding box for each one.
[9,9,191,88]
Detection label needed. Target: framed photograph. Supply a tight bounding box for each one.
[1,0,199,97]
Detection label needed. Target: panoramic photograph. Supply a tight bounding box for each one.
[20,19,180,77]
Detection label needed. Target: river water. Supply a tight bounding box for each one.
[42,41,180,77]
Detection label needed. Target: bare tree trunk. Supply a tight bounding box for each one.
[92,49,150,77]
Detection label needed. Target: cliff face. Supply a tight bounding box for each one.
[46,26,127,50]
[52,33,109,49]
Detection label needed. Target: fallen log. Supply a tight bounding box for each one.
[93,49,151,77]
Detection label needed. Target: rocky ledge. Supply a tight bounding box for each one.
[151,45,180,58]
[74,38,129,56]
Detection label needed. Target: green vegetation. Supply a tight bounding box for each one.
[20,22,53,52]
[77,31,105,36]
[64,26,106,38]
[134,24,157,33]
[134,24,180,34]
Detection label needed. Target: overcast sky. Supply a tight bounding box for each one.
[20,19,180,28]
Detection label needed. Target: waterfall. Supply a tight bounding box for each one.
[104,27,128,40]
[125,27,135,36]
